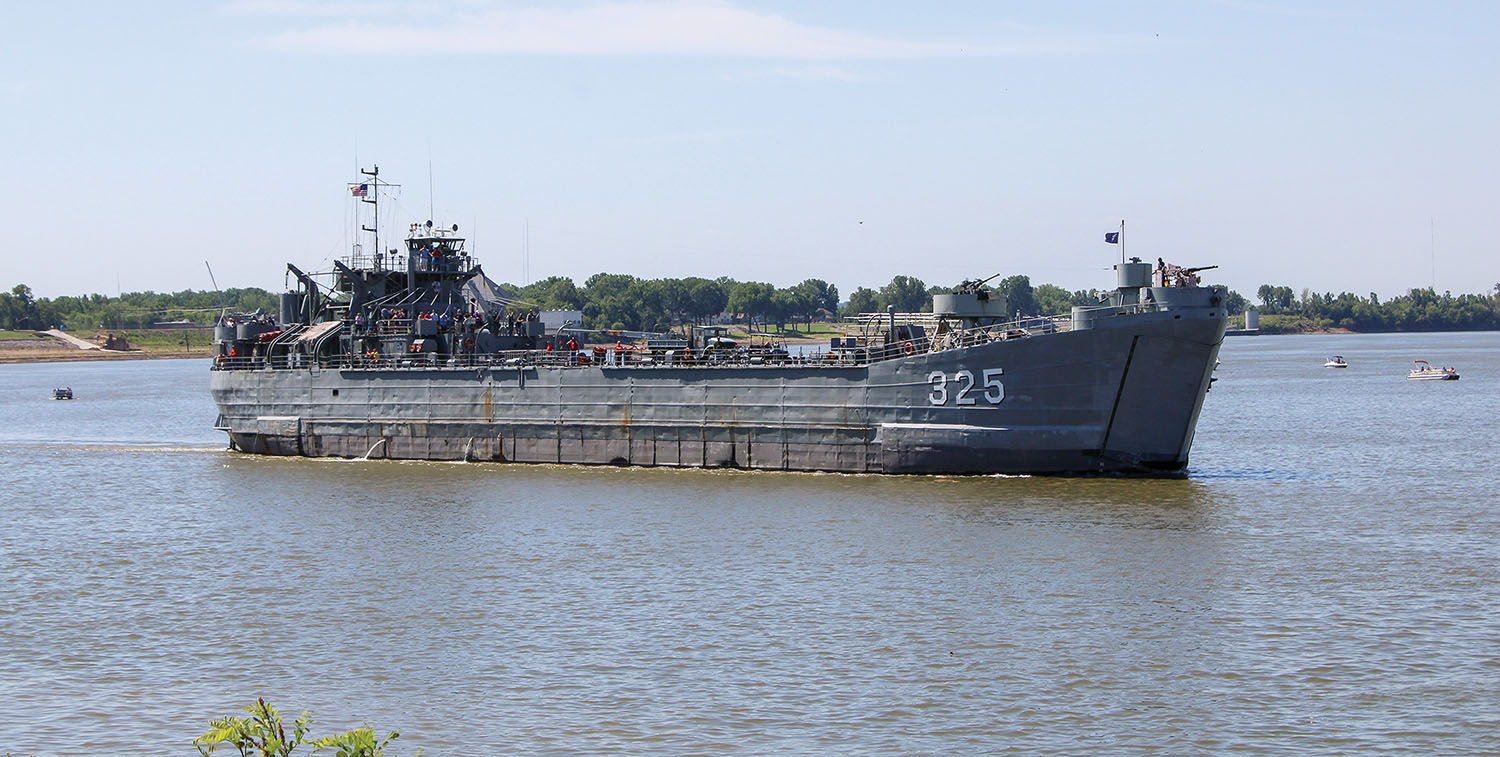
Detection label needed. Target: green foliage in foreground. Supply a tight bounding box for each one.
[194,699,416,757]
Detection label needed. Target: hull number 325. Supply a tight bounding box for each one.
[928,368,1005,406]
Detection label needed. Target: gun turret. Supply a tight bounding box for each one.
[954,272,1003,295]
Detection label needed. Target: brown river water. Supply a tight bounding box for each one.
[1,331,1497,754]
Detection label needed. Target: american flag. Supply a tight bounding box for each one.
[351,184,369,197]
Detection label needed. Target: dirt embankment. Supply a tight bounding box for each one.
[0,335,209,364]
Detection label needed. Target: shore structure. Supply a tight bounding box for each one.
[210,171,1228,475]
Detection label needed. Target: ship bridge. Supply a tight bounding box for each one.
[406,222,474,276]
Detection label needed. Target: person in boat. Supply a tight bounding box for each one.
[418,245,431,271]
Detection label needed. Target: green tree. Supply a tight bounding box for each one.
[687,278,727,323]
[790,278,838,326]
[878,275,929,313]
[769,288,800,332]
[1033,283,1093,315]
[1220,289,1249,316]
[582,273,641,330]
[727,281,775,327]
[8,284,38,329]
[513,276,582,311]
[0,289,17,329]
[1256,284,1295,313]
[625,278,672,332]
[995,275,1036,317]
[844,287,878,316]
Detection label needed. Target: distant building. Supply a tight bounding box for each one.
[540,310,582,331]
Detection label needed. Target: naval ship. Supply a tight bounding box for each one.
[210,171,1227,475]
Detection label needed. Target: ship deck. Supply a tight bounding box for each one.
[212,313,1081,372]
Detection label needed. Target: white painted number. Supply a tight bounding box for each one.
[927,371,947,405]
[983,368,1005,403]
[954,370,976,405]
[927,367,1005,406]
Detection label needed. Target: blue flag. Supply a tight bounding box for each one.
[1104,232,1119,244]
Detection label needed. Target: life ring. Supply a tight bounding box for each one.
[464,337,475,350]
[903,342,915,356]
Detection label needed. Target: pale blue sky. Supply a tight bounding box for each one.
[2,1,1496,302]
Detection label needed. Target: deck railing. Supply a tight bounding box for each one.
[211,309,1109,373]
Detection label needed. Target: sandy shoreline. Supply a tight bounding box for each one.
[0,350,208,364]
[0,339,208,364]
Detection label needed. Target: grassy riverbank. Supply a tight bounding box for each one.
[0,330,213,364]
[1253,314,1355,335]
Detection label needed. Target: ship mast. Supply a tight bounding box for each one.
[360,165,379,267]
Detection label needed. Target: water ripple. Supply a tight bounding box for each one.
[2,338,1499,754]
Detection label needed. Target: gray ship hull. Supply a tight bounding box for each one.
[211,312,1223,475]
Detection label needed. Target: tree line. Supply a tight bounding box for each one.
[6,275,1498,335]
[0,274,1095,334]
[1253,283,1500,331]
[501,273,1106,332]
[0,284,278,332]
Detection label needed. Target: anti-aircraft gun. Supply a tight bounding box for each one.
[953,272,1004,297]
[1160,263,1218,288]
[934,272,1010,328]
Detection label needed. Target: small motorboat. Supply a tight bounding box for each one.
[1407,360,1459,381]
[1324,355,1348,368]
[52,387,74,400]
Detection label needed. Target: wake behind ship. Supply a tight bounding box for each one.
[210,170,1228,475]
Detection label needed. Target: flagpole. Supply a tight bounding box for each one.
[1119,219,1125,264]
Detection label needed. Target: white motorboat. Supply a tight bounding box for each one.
[1407,360,1459,381]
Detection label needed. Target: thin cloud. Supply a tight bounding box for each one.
[244,0,1113,59]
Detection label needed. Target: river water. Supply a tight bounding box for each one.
[1,332,1497,755]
